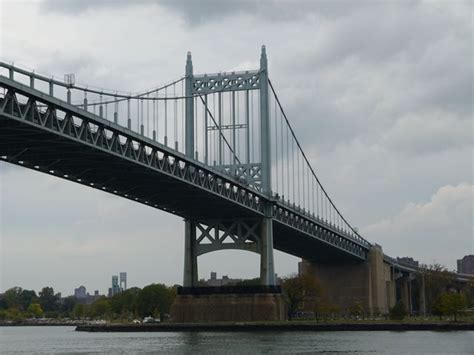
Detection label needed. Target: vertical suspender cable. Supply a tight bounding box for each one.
[250,91,254,164]
[195,96,198,160]
[157,91,160,142]
[218,92,222,165]
[228,93,232,164]
[246,90,250,164]
[136,98,140,132]
[164,87,168,146]
[296,143,300,207]
[286,122,289,203]
[141,98,144,135]
[153,92,156,140]
[302,155,305,210]
[204,94,208,164]
[236,91,240,163]
[280,109,284,199]
[147,94,150,137]
[127,98,131,129]
[182,80,185,151]
[292,137,295,205]
[174,84,178,150]
[232,91,236,165]
[213,94,216,165]
[274,96,278,196]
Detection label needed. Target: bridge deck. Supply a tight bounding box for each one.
[0,116,255,220]
[0,76,369,262]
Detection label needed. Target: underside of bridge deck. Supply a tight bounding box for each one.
[0,116,256,221]
[0,116,367,263]
[0,77,369,263]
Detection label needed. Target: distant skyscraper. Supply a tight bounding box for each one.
[108,275,121,297]
[108,272,127,297]
[74,285,87,299]
[457,255,474,274]
[120,272,127,291]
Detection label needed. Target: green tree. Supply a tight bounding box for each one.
[19,290,37,311]
[389,300,407,320]
[60,296,76,317]
[27,303,43,318]
[432,294,447,319]
[88,298,112,319]
[110,287,141,318]
[3,287,22,310]
[348,301,365,319]
[38,287,60,312]
[423,263,455,314]
[72,304,86,319]
[281,273,322,320]
[432,293,466,321]
[135,284,176,320]
[446,293,466,321]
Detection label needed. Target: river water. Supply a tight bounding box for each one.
[0,326,473,354]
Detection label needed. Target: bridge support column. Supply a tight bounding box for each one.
[183,220,198,287]
[302,245,390,316]
[419,272,426,316]
[399,276,413,314]
[386,267,397,311]
[260,215,276,286]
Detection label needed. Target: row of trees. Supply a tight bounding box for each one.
[0,284,177,321]
[0,286,74,320]
[74,284,176,321]
[422,263,474,313]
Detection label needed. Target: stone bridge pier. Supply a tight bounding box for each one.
[302,245,430,317]
[301,245,397,316]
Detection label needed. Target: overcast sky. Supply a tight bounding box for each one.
[0,0,472,296]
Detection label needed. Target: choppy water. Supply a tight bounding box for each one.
[0,326,473,354]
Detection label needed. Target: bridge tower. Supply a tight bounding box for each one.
[174,46,283,322]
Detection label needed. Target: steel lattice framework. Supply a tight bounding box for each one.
[0,74,370,261]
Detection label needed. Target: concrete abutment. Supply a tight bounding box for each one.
[302,245,396,316]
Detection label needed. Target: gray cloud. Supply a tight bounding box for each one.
[39,0,384,24]
[362,183,473,269]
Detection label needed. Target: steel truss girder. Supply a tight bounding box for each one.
[192,71,260,94]
[273,204,369,259]
[0,76,371,261]
[0,78,265,216]
[217,163,262,192]
[195,219,260,256]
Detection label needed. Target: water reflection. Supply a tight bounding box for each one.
[0,327,472,354]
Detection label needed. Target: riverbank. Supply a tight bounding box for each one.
[75,321,474,332]
[0,319,102,326]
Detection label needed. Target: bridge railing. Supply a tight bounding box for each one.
[0,61,191,155]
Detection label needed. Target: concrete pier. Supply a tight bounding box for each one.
[170,286,286,323]
[302,245,395,316]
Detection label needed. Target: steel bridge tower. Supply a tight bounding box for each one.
[182,46,276,287]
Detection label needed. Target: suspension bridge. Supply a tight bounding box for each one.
[0,46,466,321]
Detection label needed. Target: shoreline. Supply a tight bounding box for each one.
[75,322,474,332]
